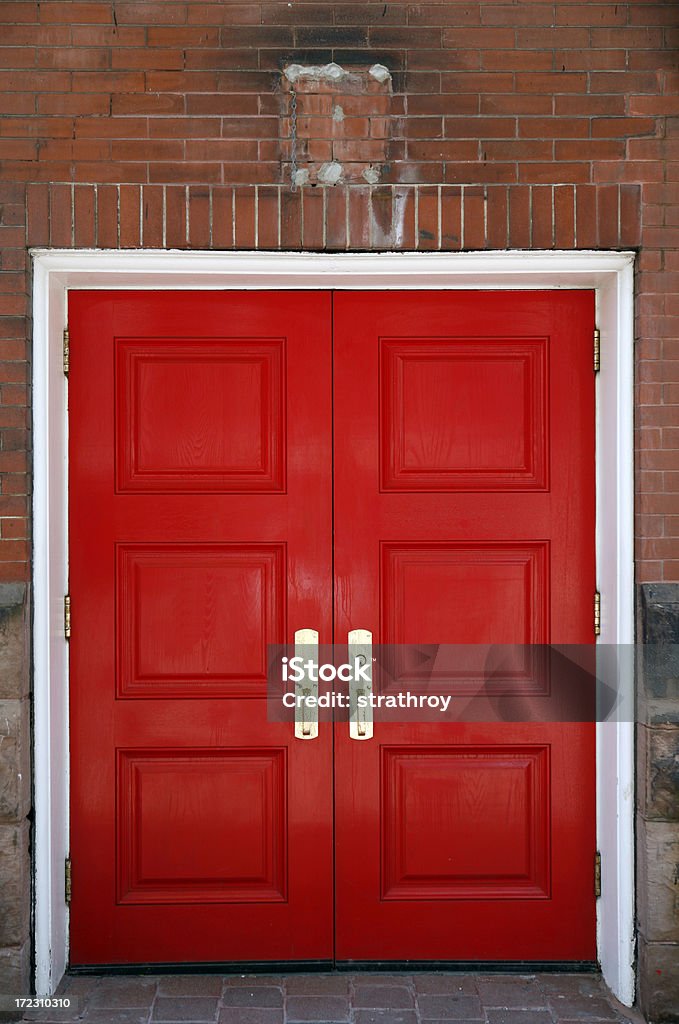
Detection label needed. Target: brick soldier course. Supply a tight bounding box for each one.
[0,2,677,1021]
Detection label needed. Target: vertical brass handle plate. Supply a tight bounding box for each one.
[348,628,373,741]
[294,628,319,739]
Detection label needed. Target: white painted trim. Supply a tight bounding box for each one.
[31,249,635,1003]
[594,259,636,1007]
[32,257,70,996]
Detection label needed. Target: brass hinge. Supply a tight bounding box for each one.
[594,850,602,898]
[593,328,601,373]
[64,594,71,640]
[63,326,70,377]
[594,591,601,636]
[65,857,72,905]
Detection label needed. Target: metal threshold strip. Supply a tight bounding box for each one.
[68,960,599,976]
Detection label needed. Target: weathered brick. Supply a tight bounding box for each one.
[414,185,437,250]
[485,185,508,248]
[531,186,553,248]
[210,186,234,249]
[114,3,187,25]
[164,185,188,247]
[280,189,302,248]
[301,188,324,249]
[118,184,141,247]
[73,184,96,247]
[347,185,371,248]
[186,186,209,248]
[233,188,256,248]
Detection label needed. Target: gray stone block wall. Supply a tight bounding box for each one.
[0,583,31,996]
[637,584,679,1023]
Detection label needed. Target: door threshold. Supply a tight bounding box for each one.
[68,960,599,976]
[68,961,333,976]
[335,961,599,973]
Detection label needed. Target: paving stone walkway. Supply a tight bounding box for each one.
[16,972,647,1024]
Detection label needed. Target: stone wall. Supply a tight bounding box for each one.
[0,584,31,997]
[637,585,679,1022]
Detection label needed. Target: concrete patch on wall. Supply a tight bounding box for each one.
[281,62,393,187]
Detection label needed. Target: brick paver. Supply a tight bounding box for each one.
[17,972,645,1024]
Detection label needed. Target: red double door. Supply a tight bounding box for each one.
[69,290,596,966]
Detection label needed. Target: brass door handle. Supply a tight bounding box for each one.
[294,628,318,740]
[348,628,373,741]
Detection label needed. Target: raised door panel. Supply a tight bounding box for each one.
[382,542,549,645]
[380,338,548,492]
[117,543,286,698]
[381,745,550,901]
[381,541,549,692]
[117,748,287,904]
[116,338,286,493]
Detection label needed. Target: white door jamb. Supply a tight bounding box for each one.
[31,249,635,1003]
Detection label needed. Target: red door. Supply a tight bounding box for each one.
[69,291,334,964]
[333,291,596,961]
[69,288,596,966]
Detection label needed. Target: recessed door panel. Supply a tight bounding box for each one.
[380,338,548,491]
[116,337,286,493]
[117,748,287,904]
[116,543,286,698]
[381,745,550,901]
[382,541,549,645]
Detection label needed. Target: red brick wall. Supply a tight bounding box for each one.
[0,0,678,581]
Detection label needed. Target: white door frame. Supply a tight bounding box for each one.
[31,249,635,1003]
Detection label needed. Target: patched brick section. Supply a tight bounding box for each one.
[281,63,393,186]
